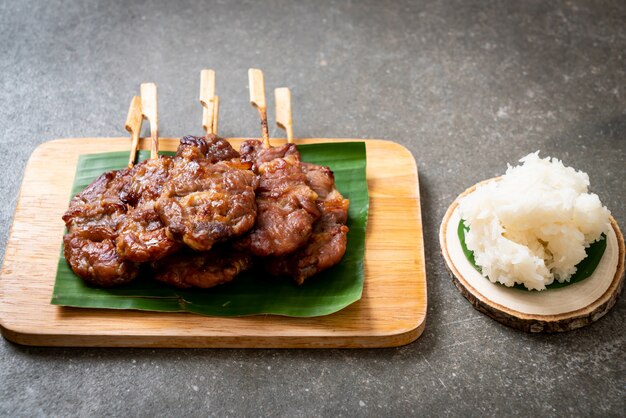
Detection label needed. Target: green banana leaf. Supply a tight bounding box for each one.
[52,142,369,317]
[458,219,606,291]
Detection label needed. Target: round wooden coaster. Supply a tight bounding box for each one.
[439,181,625,333]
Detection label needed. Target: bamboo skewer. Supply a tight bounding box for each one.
[200,69,216,135]
[248,68,270,148]
[274,87,293,144]
[212,95,220,135]
[125,96,143,167]
[140,83,159,159]
[201,95,220,135]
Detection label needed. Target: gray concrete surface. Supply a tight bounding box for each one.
[1,0,625,416]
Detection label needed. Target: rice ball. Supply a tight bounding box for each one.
[458,152,611,290]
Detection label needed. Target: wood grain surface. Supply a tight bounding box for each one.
[0,137,427,348]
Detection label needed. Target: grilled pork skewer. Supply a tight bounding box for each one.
[267,164,350,284]
[265,88,350,284]
[64,77,255,287]
[62,96,146,286]
[152,80,253,288]
[154,71,258,252]
[153,100,253,289]
[119,76,254,267]
[116,84,181,263]
[239,70,320,257]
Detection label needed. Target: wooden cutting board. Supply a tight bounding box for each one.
[0,138,426,348]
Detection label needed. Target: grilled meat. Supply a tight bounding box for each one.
[240,140,300,171]
[265,162,350,284]
[62,134,248,285]
[239,140,320,257]
[62,134,349,289]
[155,138,258,251]
[152,245,252,289]
[62,168,139,286]
[153,135,255,288]
[116,156,181,262]
[176,134,240,164]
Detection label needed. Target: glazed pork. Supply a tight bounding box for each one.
[238,140,320,257]
[62,168,139,287]
[151,135,256,289]
[62,134,349,289]
[152,245,252,289]
[155,136,258,251]
[116,156,180,262]
[62,135,257,286]
[265,162,350,284]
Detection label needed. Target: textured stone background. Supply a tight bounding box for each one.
[1,0,624,416]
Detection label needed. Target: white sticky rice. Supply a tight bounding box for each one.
[458,152,611,290]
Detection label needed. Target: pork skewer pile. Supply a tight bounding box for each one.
[152,72,256,289]
[62,90,151,286]
[265,87,350,284]
[154,72,257,251]
[62,70,350,289]
[238,69,321,257]
[116,83,182,263]
[63,76,256,287]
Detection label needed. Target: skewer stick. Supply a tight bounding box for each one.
[274,87,293,143]
[125,95,143,167]
[140,83,159,159]
[200,69,216,135]
[202,95,220,135]
[212,95,220,135]
[248,68,270,148]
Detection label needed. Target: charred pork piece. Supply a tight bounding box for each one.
[204,133,240,163]
[156,136,258,251]
[151,134,254,289]
[115,156,181,262]
[265,162,350,284]
[63,231,140,287]
[152,245,252,289]
[62,168,140,286]
[149,74,254,290]
[239,140,300,172]
[176,134,239,164]
[239,139,321,257]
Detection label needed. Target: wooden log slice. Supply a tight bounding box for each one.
[440,180,625,333]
